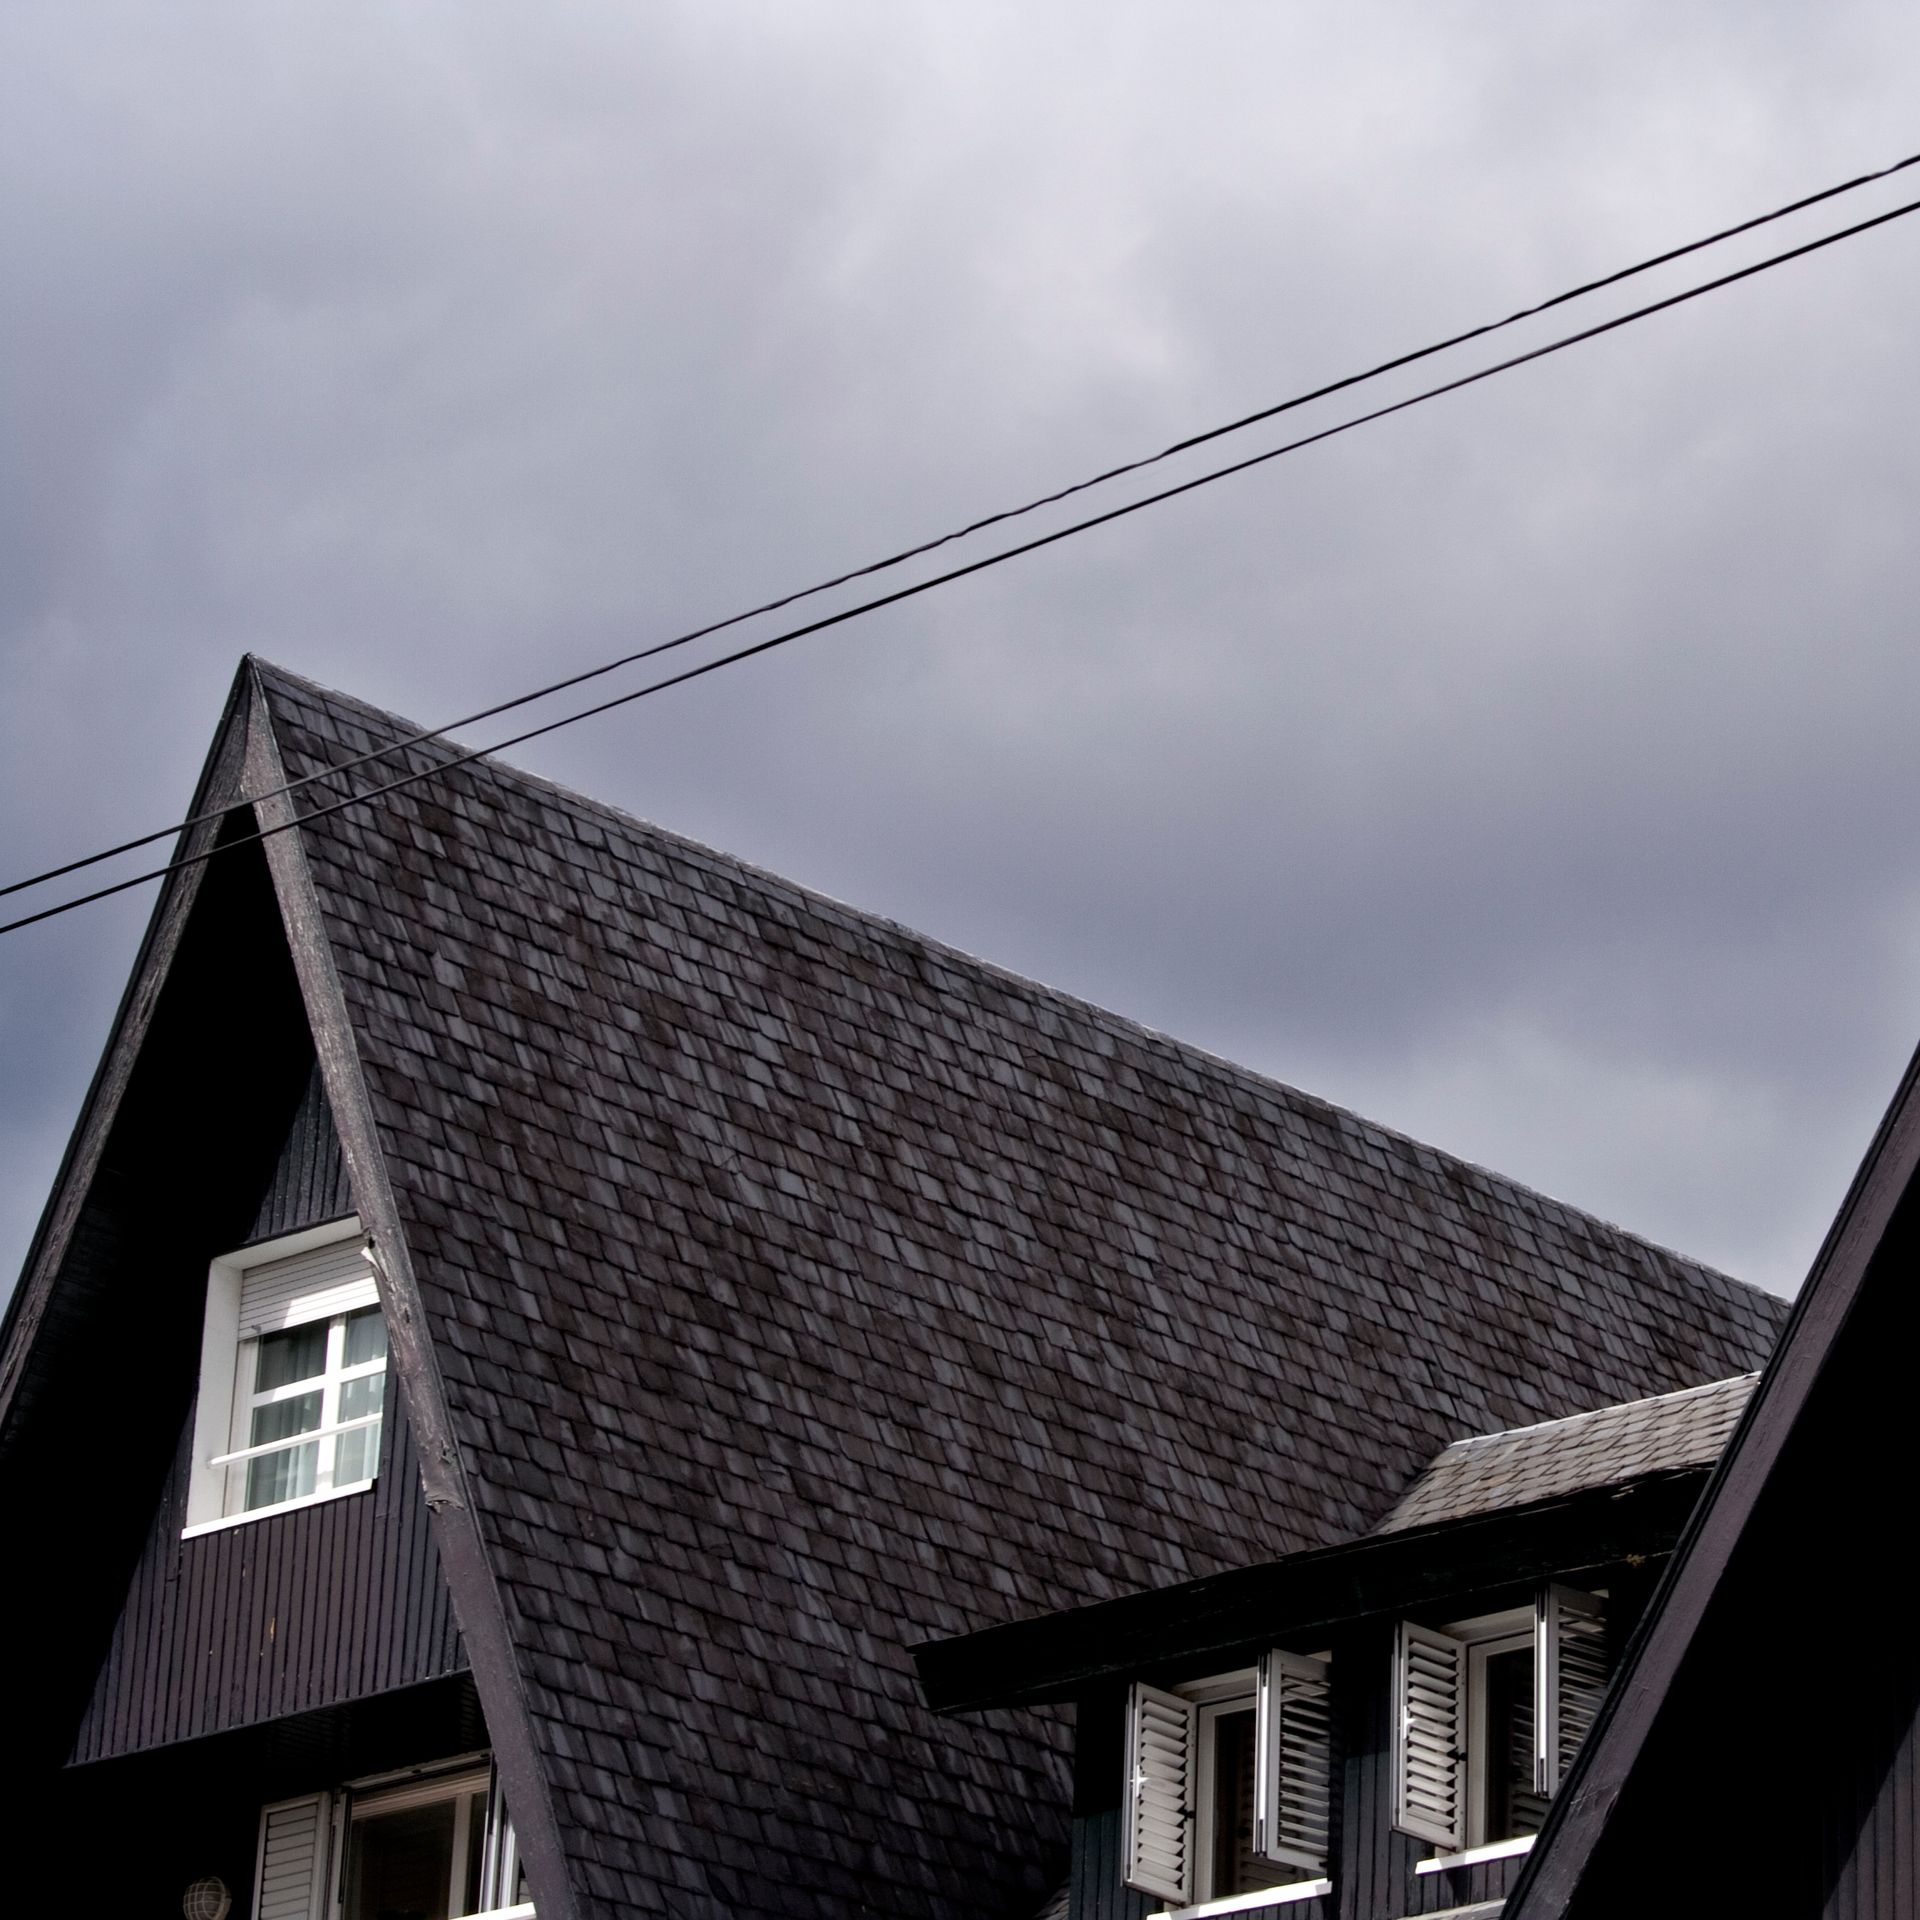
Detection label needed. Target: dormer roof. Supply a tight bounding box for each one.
[1375,1371,1759,1536]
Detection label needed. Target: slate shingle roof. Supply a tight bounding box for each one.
[1375,1372,1760,1534]
[250,661,1789,1920]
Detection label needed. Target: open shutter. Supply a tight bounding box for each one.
[1254,1649,1333,1874]
[1123,1680,1197,1904]
[1536,1584,1609,1796]
[254,1793,334,1920]
[1393,1621,1466,1849]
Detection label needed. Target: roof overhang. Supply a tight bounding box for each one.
[914,1468,1709,1715]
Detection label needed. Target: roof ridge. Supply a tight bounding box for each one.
[248,656,1768,1307]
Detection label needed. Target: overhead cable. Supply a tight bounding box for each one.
[5,180,1920,940]
[6,143,1919,910]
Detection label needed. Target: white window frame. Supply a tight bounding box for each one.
[184,1217,383,1536]
[1457,1611,1536,1851]
[1190,1675,1257,1905]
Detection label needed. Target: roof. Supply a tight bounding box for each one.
[249,661,1792,1919]
[4,660,1792,1920]
[1375,1371,1759,1534]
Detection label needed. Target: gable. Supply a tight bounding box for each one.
[0,801,345,1785]
[245,660,1789,1920]
[0,707,490,1875]
[69,1060,466,1764]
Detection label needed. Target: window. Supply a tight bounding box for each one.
[1393,1584,1608,1858]
[254,1758,532,1920]
[184,1220,388,1534]
[1123,1651,1333,1910]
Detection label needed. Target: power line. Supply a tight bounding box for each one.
[6,143,1919,910]
[5,182,1920,942]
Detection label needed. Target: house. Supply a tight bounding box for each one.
[1495,1039,1920,1919]
[0,659,1787,1920]
[914,1372,1759,1920]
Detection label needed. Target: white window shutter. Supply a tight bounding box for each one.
[1536,1584,1609,1796]
[1255,1648,1333,1874]
[1392,1621,1466,1850]
[254,1792,334,1920]
[1123,1680,1197,1904]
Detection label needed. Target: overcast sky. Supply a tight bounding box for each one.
[7,4,1920,1303]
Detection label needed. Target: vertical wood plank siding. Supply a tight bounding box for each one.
[68,1341,465,1763]
[1068,1808,1153,1920]
[1822,1671,1920,1917]
[67,1065,465,1764]
[247,1060,352,1241]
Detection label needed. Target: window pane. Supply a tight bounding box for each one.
[459,1791,486,1916]
[1481,1645,1549,1842]
[1208,1707,1298,1897]
[345,1306,388,1367]
[251,1388,323,1446]
[345,1799,456,1920]
[335,1370,387,1485]
[256,1321,329,1390]
[244,1388,322,1509]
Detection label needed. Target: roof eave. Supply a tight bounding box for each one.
[915,1468,1711,1715]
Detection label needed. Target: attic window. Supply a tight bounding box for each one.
[183,1220,387,1536]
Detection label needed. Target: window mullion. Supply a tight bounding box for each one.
[316,1316,347,1495]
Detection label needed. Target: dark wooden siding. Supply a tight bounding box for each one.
[1825,1708,1920,1920]
[34,1673,488,1911]
[70,1385,466,1761]
[1068,1808,1155,1920]
[68,1054,465,1763]
[246,1059,352,1242]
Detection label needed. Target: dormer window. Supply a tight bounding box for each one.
[1395,1584,1608,1863]
[184,1220,387,1535]
[1123,1651,1334,1910]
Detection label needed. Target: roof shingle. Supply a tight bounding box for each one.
[252,661,1789,1920]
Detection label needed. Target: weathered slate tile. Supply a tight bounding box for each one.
[256,663,1787,1920]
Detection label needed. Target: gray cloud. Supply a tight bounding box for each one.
[8,2,1920,1299]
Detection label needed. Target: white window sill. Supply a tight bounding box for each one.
[468,1906,534,1919]
[1415,1834,1536,1874]
[1147,1880,1332,1918]
[181,1477,376,1539]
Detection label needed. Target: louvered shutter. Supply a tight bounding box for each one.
[1123,1680,1197,1904]
[1536,1584,1609,1796]
[1254,1649,1333,1873]
[240,1239,377,1336]
[253,1793,334,1920]
[1392,1621,1466,1849]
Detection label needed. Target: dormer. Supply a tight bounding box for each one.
[916,1373,1758,1920]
